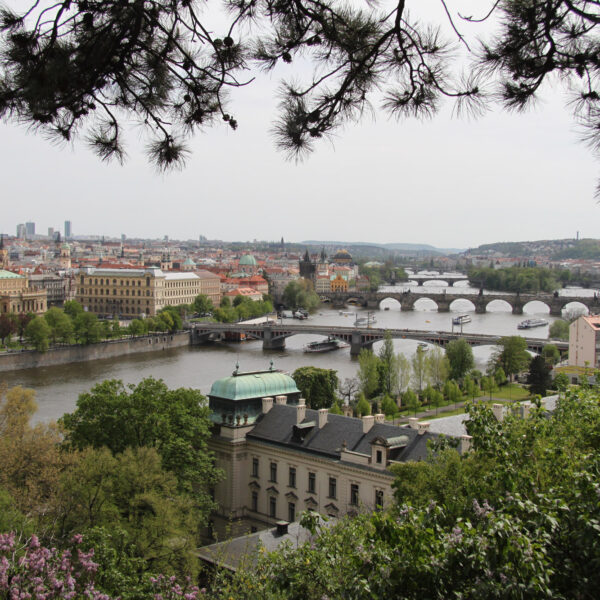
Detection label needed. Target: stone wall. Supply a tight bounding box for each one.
[0,332,190,373]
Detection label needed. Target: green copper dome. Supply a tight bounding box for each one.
[209,370,299,401]
[239,254,257,266]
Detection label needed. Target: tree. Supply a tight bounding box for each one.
[354,394,371,418]
[527,355,552,396]
[493,336,531,382]
[553,372,570,392]
[411,346,428,395]
[128,318,146,337]
[44,307,74,344]
[403,389,420,416]
[192,294,214,316]
[24,316,51,352]
[282,280,320,312]
[292,367,338,410]
[357,349,380,399]
[380,395,397,418]
[549,319,570,341]
[425,346,449,389]
[377,332,399,397]
[63,300,84,319]
[445,339,474,382]
[542,344,561,365]
[0,313,16,345]
[337,377,360,406]
[7,2,600,174]
[397,353,411,393]
[59,378,220,513]
[73,312,102,344]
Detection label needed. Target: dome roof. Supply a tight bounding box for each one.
[333,249,352,259]
[239,254,258,266]
[183,257,196,266]
[209,370,299,401]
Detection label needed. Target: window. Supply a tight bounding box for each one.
[252,458,259,478]
[251,491,258,513]
[328,477,337,499]
[288,467,296,488]
[375,490,384,510]
[308,472,316,494]
[269,497,277,519]
[376,450,383,464]
[288,502,296,523]
[350,484,359,506]
[270,462,277,483]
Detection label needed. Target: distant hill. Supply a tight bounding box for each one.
[468,238,600,260]
[300,241,465,256]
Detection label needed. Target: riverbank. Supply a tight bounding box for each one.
[0,331,190,373]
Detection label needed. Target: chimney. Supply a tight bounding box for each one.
[492,403,504,422]
[374,413,385,424]
[275,395,287,405]
[408,417,419,430]
[275,521,289,535]
[318,408,328,429]
[262,397,273,414]
[417,422,430,435]
[362,415,375,433]
[296,398,306,424]
[460,434,473,454]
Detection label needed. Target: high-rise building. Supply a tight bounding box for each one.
[25,222,35,238]
[16,224,25,239]
[48,227,54,238]
[64,220,72,239]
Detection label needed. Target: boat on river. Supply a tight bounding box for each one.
[354,314,377,327]
[452,314,472,325]
[304,336,350,353]
[517,318,549,329]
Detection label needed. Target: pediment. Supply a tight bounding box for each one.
[324,502,339,514]
[304,496,318,508]
[248,480,261,490]
[266,486,279,495]
[285,491,298,501]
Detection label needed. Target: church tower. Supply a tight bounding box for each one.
[299,249,316,280]
[59,243,72,270]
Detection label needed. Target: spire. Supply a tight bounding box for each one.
[303,249,310,261]
[321,246,326,262]
[0,234,3,249]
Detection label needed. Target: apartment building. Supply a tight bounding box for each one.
[569,314,600,369]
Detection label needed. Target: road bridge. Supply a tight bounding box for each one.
[319,290,599,316]
[407,274,469,286]
[190,322,567,356]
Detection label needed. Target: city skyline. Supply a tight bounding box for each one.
[1,0,598,247]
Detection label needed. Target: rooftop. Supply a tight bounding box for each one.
[0,270,24,279]
[209,368,300,401]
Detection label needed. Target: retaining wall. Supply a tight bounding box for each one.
[0,332,190,373]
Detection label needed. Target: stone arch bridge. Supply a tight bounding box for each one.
[190,323,567,357]
[320,290,599,316]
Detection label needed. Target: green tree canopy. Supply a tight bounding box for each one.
[44,307,74,344]
[549,319,570,341]
[445,339,474,382]
[24,316,51,352]
[377,332,399,397]
[292,367,338,410]
[492,336,531,381]
[357,349,380,399]
[527,355,553,396]
[60,377,220,515]
[192,294,214,315]
[282,280,320,312]
[541,343,561,365]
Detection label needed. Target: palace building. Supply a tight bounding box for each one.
[0,270,48,315]
[207,365,466,538]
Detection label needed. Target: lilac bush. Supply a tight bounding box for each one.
[0,533,202,600]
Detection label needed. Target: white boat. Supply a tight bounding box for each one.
[452,314,472,325]
[518,318,548,329]
[339,310,354,316]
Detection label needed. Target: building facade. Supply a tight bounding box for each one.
[569,314,600,369]
[0,270,48,315]
[76,267,202,318]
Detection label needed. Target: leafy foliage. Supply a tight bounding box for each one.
[467,266,562,293]
[445,338,474,381]
[292,366,338,410]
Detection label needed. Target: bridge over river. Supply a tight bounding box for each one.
[319,290,599,316]
[190,322,568,357]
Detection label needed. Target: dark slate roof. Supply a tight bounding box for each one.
[197,519,331,571]
[247,405,445,466]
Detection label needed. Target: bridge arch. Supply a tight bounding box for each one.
[449,298,476,312]
[346,297,364,306]
[484,298,513,313]
[378,297,402,311]
[422,279,449,287]
[522,300,551,314]
[562,301,589,317]
[413,297,439,311]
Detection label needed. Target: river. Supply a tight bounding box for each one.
[1,279,596,424]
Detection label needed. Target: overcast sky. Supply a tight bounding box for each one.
[1,1,598,249]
